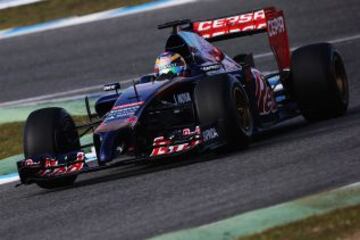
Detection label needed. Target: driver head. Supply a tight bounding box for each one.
[154,51,187,80]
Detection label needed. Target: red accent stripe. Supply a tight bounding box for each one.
[112,101,144,110]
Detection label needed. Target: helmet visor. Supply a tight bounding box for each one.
[159,64,185,77]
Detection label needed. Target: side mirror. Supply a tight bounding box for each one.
[104,83,121,94]
[139,74,156,83]
[233,53,255,68]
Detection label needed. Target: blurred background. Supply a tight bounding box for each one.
[0,1,360,240]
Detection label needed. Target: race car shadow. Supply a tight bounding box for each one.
[252,104,360,148]
[36,105,360,193]
[36,153,221,193]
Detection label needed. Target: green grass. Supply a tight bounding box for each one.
[0,0,151,29]
[0,122,24,160]
[0,115,89,160]
[239,204,360,240]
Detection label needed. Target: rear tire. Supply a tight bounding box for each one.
[24,107,80,189]
[194,74,253,149]
[291,43,349,121]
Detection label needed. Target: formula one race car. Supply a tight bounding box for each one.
[17,7,349,189]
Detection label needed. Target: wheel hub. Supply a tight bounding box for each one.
[233,88,251,132]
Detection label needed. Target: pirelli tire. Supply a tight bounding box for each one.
[291,43,349,121]
[24,107,80,189]
[194,74,254,149]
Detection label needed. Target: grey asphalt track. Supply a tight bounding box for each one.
[1,0,360,239]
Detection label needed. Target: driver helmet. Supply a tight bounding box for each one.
[154,51,187,80]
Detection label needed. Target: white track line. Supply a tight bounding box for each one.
[0,85,102,107]
[0,0,43,10]
[0,78,134,107]
[254,33,360,60]
[0,0,197,40]
[1,33,359,108]
[328,33,360,44]
[0,174,19,185]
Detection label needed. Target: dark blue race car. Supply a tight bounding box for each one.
[17,7,349,189]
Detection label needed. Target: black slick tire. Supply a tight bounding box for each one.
[24,107,80,189]
[291,43,349,121]
[194,74,253,149]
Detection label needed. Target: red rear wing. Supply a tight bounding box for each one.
[192,7,291,71]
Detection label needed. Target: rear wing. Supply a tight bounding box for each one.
[193,7,291,71]
[159,7,291,72]
[192,8,268,41]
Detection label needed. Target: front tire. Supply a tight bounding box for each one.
[291,43,349,121]
[194,74,253,149]
[24,107,80,189]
